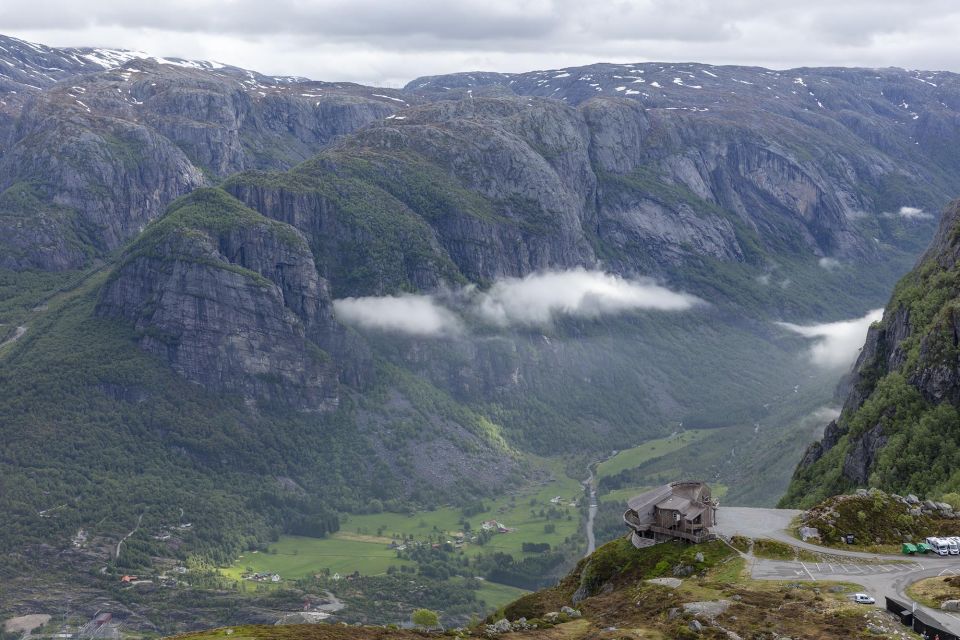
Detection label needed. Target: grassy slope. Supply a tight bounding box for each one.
[596,430,713,479]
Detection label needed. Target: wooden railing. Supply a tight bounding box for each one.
[646,524,715,544]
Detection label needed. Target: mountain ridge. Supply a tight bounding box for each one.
[3,33,960,630]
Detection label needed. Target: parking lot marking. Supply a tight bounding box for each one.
[799,561,815,580]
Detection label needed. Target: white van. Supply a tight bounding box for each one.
[926,537,950,556]
[949,537,960,555]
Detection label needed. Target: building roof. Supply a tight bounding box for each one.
[656,496,692,512]
[626,484,674,516]
[626,481,714,523]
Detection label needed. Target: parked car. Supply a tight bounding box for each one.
[853,593,876,604]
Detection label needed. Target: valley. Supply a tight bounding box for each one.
[2,26,960,638]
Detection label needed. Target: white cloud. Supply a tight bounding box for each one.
[818,257,841,270]
[474,268,702,326]
[777,308,883,369]
[333,294,461,336]
[896,206,932,220]
[333,269,701,336]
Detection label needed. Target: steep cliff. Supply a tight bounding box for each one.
[96,188,340,410]
[783,200,960,506]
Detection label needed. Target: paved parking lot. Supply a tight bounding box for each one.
[752,558,925,581]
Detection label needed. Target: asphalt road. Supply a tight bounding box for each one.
[716,507,960,635]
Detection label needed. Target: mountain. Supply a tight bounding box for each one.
[3,34,960,629]
[783,199,960,507]
[0,35,412,271]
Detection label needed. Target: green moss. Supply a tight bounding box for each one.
[111,188,304,289]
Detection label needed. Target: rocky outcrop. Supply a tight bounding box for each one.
[96,189,339,410]
[785,200,960,503]
[841,423,888,485]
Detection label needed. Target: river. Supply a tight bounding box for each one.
[584,467,598,556]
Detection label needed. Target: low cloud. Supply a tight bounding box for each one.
[333,269,701,336]
[777,308,883,369]
[797,405,842,440]
[333,294,462,336]
[474,269,703,326]
[818,257,841,270]
[898,206,931,219]
[883,206,933,220]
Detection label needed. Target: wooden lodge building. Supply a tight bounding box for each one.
[623,481,718,548]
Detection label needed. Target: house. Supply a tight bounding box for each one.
[623,481,718,548]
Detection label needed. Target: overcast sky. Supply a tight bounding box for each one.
[4,0,959,87]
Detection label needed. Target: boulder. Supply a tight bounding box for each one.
[486,619,512,634]
[906,494,920,504]
[683,600,732,619]
[647,577,683,589]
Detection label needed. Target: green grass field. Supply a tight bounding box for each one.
[600,484,728,505]
[221,457,585,582]
[595,429,714,479]
[220,536,416,581]
[473,580,529,610]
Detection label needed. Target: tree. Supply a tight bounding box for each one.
[411,608,440,630]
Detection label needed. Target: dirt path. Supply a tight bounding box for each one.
[116,513,144,560]
[0,325,26,348]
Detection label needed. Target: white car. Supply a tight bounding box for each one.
[853,593,876,605]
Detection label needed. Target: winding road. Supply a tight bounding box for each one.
[716,507,960,635]
[584,477,598,556]
[115,513,144,560]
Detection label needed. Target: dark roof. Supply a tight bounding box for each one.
[626,481,713,522]
[626,484,673,513]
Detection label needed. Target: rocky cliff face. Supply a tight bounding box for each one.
[411,62,960,259]
[96,189,339,410]
[783,200,960,506]
[0,41,410,271]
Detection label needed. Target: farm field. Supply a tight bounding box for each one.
[595,429,714,480]
[220,536,416,581]
[221,457,585,582]
[600,484,728,505]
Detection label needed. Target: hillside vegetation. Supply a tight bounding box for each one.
[784,200,960,507]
